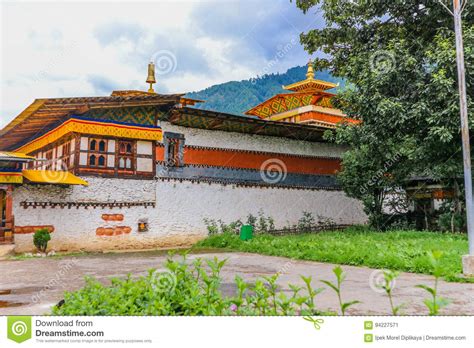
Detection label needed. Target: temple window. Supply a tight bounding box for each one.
[89,155,96,166]
[164,132,184,167]
[99,140,106,152]
[45,150,53,170]
[98,155,105,166]
[85,138,109,168]
[62,141,71,169]
[118,141,134,170]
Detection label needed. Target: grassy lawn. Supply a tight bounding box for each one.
[195,227,472,282]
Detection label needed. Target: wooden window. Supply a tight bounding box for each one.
[62,141,71,169]
[118,141,134,170]
[45,150,53,170]
[99,140,106,152]
[86,138,108,168]
[98,155,105,166]
[164,132,184,168]
[89,154,96,166]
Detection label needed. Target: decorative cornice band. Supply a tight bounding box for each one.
[16,117,163,154]
[156,176,342,191]
[20,201,156,209]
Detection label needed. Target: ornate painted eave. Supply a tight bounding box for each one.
[0,93,183,151]
[15,117,163,154]
[244,92,336,118]
[164,107,329,142]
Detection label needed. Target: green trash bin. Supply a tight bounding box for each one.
[240,225,253,241]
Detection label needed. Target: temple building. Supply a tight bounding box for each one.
[0,62,366,252]
[245,61,360,127]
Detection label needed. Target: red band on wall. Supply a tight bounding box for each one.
[156,146,340,175]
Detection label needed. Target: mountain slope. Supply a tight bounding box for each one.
[186,66,344,115]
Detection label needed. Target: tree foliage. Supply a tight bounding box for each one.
[295,0,473,228]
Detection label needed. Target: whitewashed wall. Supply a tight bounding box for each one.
[12,177,366,252]
[160,121,347,158]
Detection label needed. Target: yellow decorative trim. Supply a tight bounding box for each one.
[16,118,162,154]
[22,170,88,186]
[283,79,337,92]
[268,105,345,122]
[0,151,35,160]
[0,173,23,184]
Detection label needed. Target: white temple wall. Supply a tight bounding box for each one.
[12,177,366,252]
[160,121,347,158]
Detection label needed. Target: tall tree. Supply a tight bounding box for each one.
[294,0,473,228]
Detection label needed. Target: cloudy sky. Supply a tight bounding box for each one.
[0,0,324,127]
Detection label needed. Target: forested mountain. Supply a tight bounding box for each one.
[186,66,344,115]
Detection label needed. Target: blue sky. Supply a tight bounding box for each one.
[0,0,324,127]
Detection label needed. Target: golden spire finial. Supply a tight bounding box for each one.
[146,62,156,93]
[306,59,314,80]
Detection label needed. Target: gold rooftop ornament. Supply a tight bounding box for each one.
[146,62,157,93]
[306,59,315,80]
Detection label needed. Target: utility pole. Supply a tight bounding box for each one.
[439,0,473,274]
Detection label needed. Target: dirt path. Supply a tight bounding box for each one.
[0,250,472,315]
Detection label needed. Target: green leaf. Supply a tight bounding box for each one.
[320,280,339,293]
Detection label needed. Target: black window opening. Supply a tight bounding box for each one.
[164,132,184,168]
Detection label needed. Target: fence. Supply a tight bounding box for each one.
[253,224,353,236]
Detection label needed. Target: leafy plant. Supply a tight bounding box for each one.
[321,266,360,315]
[298,211,316,231]
[52,254,332,316]
[33,228,51,253]
[301,275,324,313]
[203,218,219,235]
[246,214,257,229]
[376,270,403,315]
[416,250,451,315]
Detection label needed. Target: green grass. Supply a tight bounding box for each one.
[195,227,472,283]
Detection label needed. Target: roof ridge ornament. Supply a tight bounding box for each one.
[146,62,157,93]
[306,59,314,80]
[280,59,337,93]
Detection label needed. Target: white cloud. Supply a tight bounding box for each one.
[0,0,321,127]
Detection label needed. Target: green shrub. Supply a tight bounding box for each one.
[33,228,51,253]
[438,212,465,233]
[52,255,331,316]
